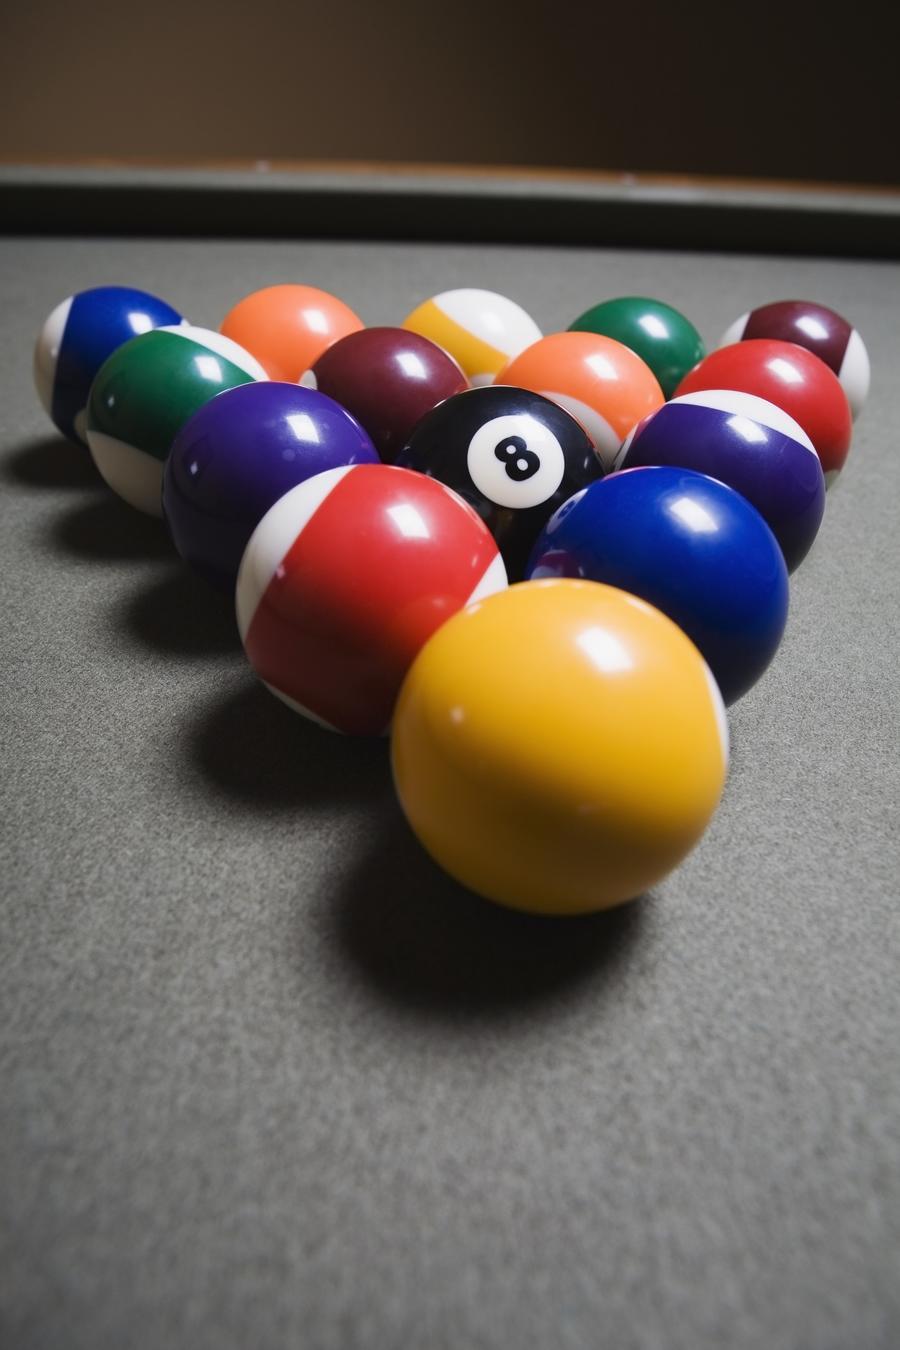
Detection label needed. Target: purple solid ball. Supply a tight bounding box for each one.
[163,381,379,590]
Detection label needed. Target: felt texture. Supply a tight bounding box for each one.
[2,234,899,1350]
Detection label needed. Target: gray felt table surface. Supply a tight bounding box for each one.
[1,233,899,1350]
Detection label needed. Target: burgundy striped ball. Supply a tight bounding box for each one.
[718,300,869,419]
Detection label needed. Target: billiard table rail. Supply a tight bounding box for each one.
[2,162,899,258]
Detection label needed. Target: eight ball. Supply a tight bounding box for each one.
[396,385,601,579]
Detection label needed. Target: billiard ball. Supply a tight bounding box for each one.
[719,299,870,418]
[497,332,665,471]
[301,327,467,463]
[163,382,379,591]
[402,288,542,386]
[674,339,852,485]
[527,468,789,705]
[220,284,362,382]
[614,389,825,572]
[33,285,185,445]
[391,579,728,915]
[236,464,507,735]
[568,296,705,399]
[86,325,267,516]
[395,385,600,580]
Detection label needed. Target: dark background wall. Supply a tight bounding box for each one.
[1,0,897,185]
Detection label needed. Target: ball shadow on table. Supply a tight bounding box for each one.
[190,678,393,811]
[3,435,103,491]
[50,494,173,562]
[327,802,648,1019]
[119,563,241,658]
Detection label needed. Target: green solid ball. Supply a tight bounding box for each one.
[568,297,705,399]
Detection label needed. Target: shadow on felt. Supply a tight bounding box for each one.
[2,435,103,491]
[189,678,393,810]
[326,801,648,1018]
[49,494,173,562]
[119,564,241,657]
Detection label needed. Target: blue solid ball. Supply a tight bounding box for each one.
[526,466,789,704]
[162,380,380,591]
[33,285,185,444]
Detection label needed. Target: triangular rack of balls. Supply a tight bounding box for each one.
[35,284,866,915]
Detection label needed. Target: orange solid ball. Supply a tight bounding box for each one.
[497,331,664,471]
[220,285,363,382]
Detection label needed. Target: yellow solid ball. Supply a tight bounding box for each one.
[391,579,729,916]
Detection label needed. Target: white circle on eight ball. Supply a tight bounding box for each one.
[466,414,566,510]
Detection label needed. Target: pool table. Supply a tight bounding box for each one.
[2,165,899,1350]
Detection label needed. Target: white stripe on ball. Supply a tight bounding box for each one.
[717,312,750,348]
[466,552,508,606]
[33,294,73,419]
[535,390,619,470]
[162,324,268,381]
[671,389,817,454]
[435,289,542,357]
[235,465,354,642]
[839,328,870,419]
[88,430,165,516]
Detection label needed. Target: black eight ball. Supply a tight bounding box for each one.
[396,385,603,579]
